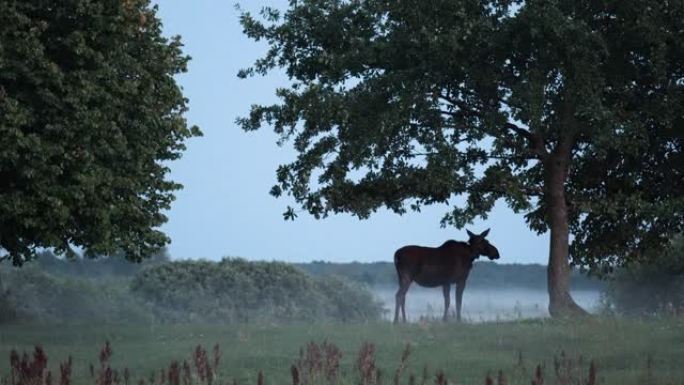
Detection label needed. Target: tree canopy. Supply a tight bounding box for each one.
[0,0,200,265]
[239,0,683,314]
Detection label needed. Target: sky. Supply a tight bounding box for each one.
[155,1,550,264]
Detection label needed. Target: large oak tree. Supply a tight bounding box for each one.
[239,0,683,316]
[0,0,200,265]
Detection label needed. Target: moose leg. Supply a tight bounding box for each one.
[442,284,451,322]
[455,279,467,322]
[394,286,402,324]
[394,279,411,323]
[400,281,411,323]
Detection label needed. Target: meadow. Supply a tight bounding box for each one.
[1,317,683,385]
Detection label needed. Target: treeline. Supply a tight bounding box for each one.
[3,247,681,321]
[10,249,170,277]
[296,261,604,290]
[4,252,602,290]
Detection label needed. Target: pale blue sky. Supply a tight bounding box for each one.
[156,1,549,264]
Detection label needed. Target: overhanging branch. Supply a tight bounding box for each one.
[406,152,543,197]
[468,182,543,198]
[505,123,548,159]
[438,95,482,119]
[436,90,547,161]
[410,151,537,161]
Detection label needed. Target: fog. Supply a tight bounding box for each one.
[372,286,602,322]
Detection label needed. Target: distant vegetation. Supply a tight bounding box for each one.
[132,259,382,323]
[0,254,382,324]
[604,237,684,316]
[296,261,603,290]
[4,244,683,324]
[0,267,150,324]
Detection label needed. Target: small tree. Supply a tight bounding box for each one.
[604,236,684,315]
[0,0,200,265]
[238,0,683,316]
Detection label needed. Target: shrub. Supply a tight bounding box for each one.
[314,276,385,321]
[0,277,17,323]
[603,237,684,316]
[130,258,383,323]
[0,266,151,323]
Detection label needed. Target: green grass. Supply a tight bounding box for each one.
[1,317,682,385]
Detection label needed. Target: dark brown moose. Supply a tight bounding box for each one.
[393,229,500,323]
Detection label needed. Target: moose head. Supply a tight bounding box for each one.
[466,228,500,260]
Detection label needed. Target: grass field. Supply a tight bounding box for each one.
[1,317,683,385]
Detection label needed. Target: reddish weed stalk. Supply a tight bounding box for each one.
[549,351,600,385]
[97,341,114,385]
[299,342,322,384]
[290,365,300,385]
[193,345,215,385]
[10,346,48,385]
[587,361,596,385]
[392,344,411,385]
[295,341,342,385]
[168,362,180,385]
[6,341,608,385]
[553,351,576,385]
[434,370,446,385]
[59,357,72,385]
[256,370,263,385]
[531,364,544,385]
[182,361,191,385]
[322,341,341,383]
[357,342,376,385]
[496,369,506,385]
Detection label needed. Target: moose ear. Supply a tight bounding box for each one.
[466,229,476,238]
[480,228,490,237]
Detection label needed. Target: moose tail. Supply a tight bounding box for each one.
[393,249,404,282]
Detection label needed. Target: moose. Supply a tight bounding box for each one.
[393,229,500,323]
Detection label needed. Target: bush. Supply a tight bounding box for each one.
[0,275,17,323]
[0,265,151,323]
[130,258,383,323]
[603,237,684,316]
[314,276,387,321]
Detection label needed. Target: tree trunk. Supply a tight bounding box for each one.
[544,147,588,318]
